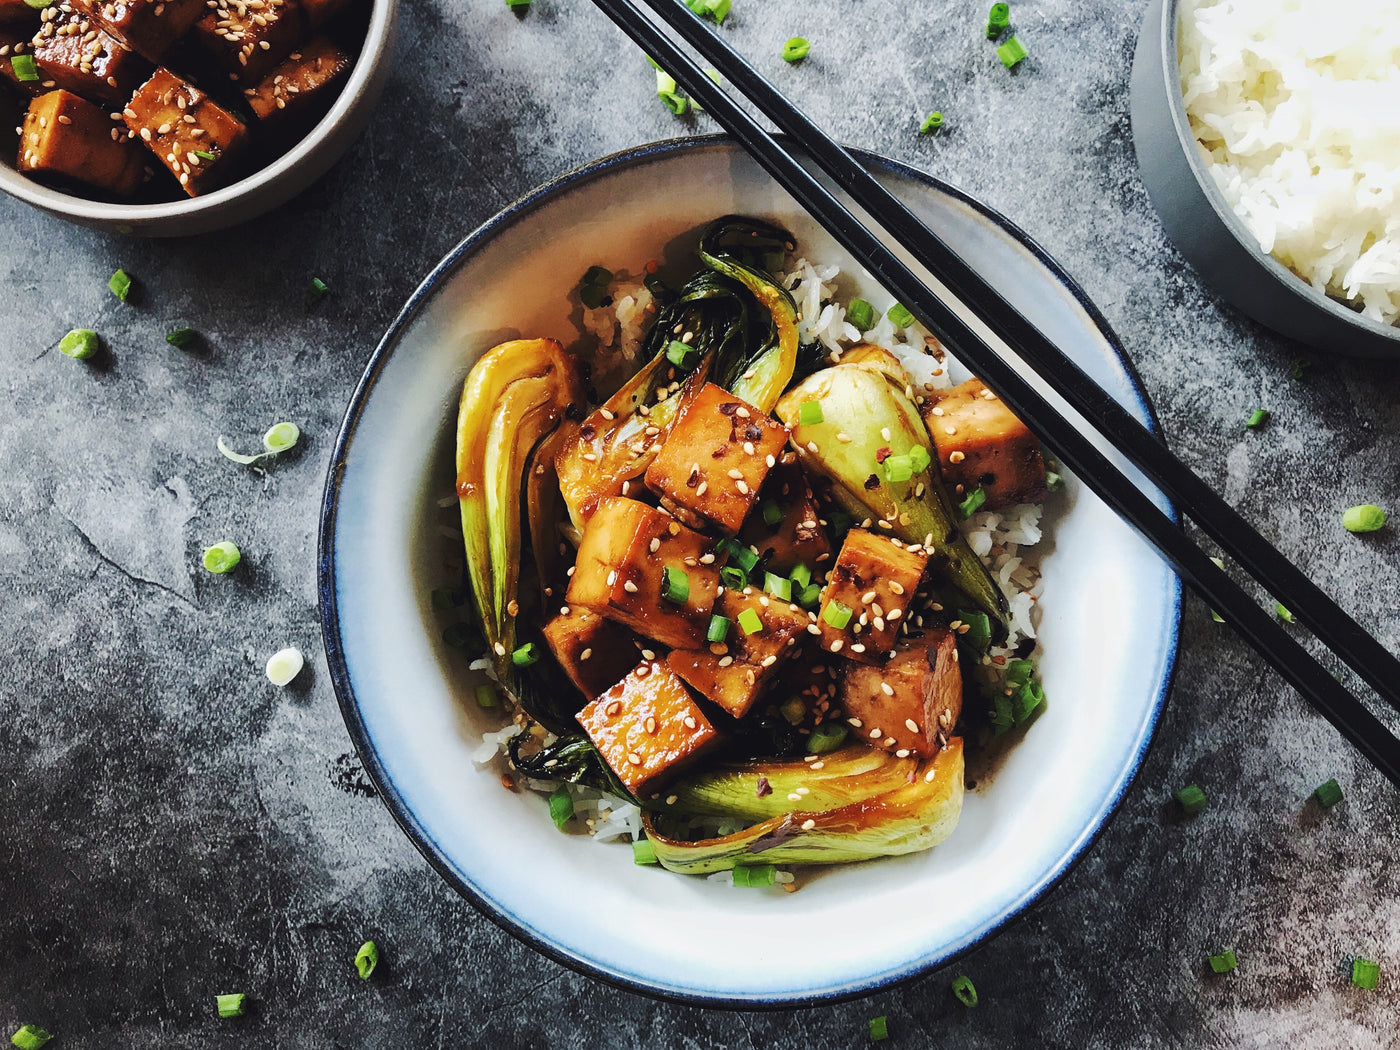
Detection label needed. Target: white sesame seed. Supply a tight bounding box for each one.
[905,718,920,733]
[787,793,802,802]
[801,818,816,831]
[868,727,881,739]
[880,682,894,696]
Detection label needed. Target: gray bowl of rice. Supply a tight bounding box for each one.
[1130,0,1400,357]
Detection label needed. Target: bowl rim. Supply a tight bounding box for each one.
[316,134,1183,1008]
[0,0,396,222]
[1150,0,1399,344]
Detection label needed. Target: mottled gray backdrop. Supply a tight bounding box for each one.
[3,0,1398,1046]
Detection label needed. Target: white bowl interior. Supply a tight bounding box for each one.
[325,140,1180,1004]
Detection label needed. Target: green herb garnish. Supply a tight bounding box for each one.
[12,54,38,81]
[354,940,378,979]
[510,642,540,666]
[996,34,1028,67]
[202,541,241,574]
[1245,408,1269,429]
[951,974,979,1006]
[736,607,763,635]
[58,328,99,359]
[920,111,944,133]
[846,298,875,331]
[548,786,574,829]
[108,268,132,302]
[1175,783,1207,815]
[887,303,915,328]
[1312,778,1343,808]
[1342,504,1386,533]
[165,326,197,347]
[215,993,247,1018]
[661,565,690,603]
[782,37,811,62]
[959,486,987,517]
[1208,950,1237,973]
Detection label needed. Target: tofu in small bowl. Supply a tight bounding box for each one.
[0,0,395,234]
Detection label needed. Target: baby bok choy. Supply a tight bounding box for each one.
[641,740,965,874]
[775,347,1009,637]
[457,338,586,673]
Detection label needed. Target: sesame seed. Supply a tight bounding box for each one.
[644,716,657,734]
[850,643,866,653]
[683,715,697,729]
[889,581,905,595]
[829,639,843,652]
[888,608,903,620]
[605,700,622,716]
[606,570,617,586]
[599,408,614,420]
[649,537,660,553]
[925,768,938,783]
[641,649,655,660]
[880,427,891,441]
[765,454,776,467]
[868,727,881,739]
[944,425,957,435]
[787,793,802,802]
[627,752,643,766]
[726,468,743,479]
[801,818,816,831]
[760,654,777,668]
[949,450,966,464]
[895,748,910,758]
[717,655,733,667]
[696,481,708,496]
[735,480,749,495]
[930,406,944,416]
[742,441,755,455]
[806,623,821,635]
[806,440,818,453]
[905,718,920,733]
[861,590,877,603]
[735,407,750,418]
[493,642,506,656]
[880,682,894,696]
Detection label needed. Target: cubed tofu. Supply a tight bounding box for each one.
[17,88,145,195]
[644,382,788,535]
[123,67,248,195]
[243,34,350,129]
[31,6,150,106]
[540,605,640,702]
[1,29,42,97]
[73,0,205,63]
[841,626,961,758]
[576,661,721,797]
[666,585,811,718]
[565,496,721,651]
[818,528,928,664]
[738,457,831,573]
[923,377,1047,510]
[191,0,304,84]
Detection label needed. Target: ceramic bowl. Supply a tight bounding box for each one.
[318,137,1182,1006]
[1130,0,1400,358]
[0,0,396,237]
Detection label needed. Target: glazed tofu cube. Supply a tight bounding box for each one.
[841,626,961,758]
[71,0,205,62]
[540,605,640,702]
[124,67,248,195]
[665,585,811,718]
[1,29,41,97]
[31,7,150,106]
[923,378,1047,510]
[577,661,721,797]
[645,382,788,535]
[244,35,350,129]
[738,458,831,574]
[565,496,721,651]
[17,88,145,195]
[818,529,928,664]
[192,0,304,84]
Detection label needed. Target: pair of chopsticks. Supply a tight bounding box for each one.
[587,0,1400,785]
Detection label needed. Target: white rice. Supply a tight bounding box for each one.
[1179,0,1400,325]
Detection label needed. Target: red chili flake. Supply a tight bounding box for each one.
[579,423,597,441]
[874,447,892,463]
[864,473,881,490]
[743,424,764,442]
[711,444,729,458]
[718,402,740,416]
[755,775,772,797]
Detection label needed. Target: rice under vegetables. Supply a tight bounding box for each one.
[1178,0,1400,326]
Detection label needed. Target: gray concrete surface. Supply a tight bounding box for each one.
[3,0,1399,1046]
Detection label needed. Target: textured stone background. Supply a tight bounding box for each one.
[3,0,1399,1046]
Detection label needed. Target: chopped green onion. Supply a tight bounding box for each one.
[883,453,913,483]
[108,268,132,302]
[9,1026,52,1050]
[868,1016,889,1041]
[1277,603,1294,623]
[707,615,730,643]
[996,34,1028,68]
[1291,358,1311,380]
[1004,658,1036,687]
[265,647,304,687]
[354,940,378,979]
[656,69,688,115]
[919,111,944,133]
[57,328,99,359]
[1246,408,1269,429]
[578,266,612,309]
[685,0,729,23]
[781,37,811,62]
[1313,778,1343,808]
[761,499,783,527]
[821,600,852,630]
[1352,958,1380,989]
[731,864,775,887]
[12,53,39,80]
[474,683,498,708]
[789,563,812,589]
[1175,783,1207,815]
[887,303,915,328]
[666,339,696,367]
[951,974,978,1007]
[1208,950,1237,974]
[737,608,763,635]
[797,582,821,607]
[510,642,540,667]
[661,566,690,603]
[958,610,992,650]
[442,622,478,649]
[907,445,931,472]
[986,1,1009,36]
[1045,470,1064,491]
[797,399,824,426]
[215,994,247,1018]
[1012,677,1046,722]
[216,436,264,465]
[959,486,987,518]
[807,722,848,753]
[632,837,658,865]
[202,541,241,574]
[719,538,759,574]
[165,326,198,347]
[846,298,875,331]
[990,690,1014,735]
[23,0,53,8]
[505,0,529,8]
[309,277,329,299]
[780,697,806,724]
[262,421,300,453]
[720,566,748,591]
[548,786,574,829]
[1342,504,1387,533]
[763,571,792,601]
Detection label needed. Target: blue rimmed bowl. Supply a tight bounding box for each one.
[318,136,1181,1007]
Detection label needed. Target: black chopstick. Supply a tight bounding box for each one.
[636,0,1400,725]
[588,0,1400,786]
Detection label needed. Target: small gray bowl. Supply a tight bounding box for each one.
[1130,0,1400,358]
[0,0,397,237]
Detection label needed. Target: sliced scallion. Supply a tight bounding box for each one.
[354,940,378,979]
[1352,958,1380,990]
[474,683,498,708]
[12,53,38,80]
[951,974,978,1007]
[1312,778,1343,808]
[821,600,852,630]
[578,266,612,309]
[779,696,805,724]
[202,541,241,574]
[1045,470,1064,491]
[781,37,811,62]
[737,607,763,635]
[887,303,915,328]
[666,340,696,368]
[632,837,658,865]
[265,647,304,687]
[907,445,931,472]
[789,563,812,589]
[797,399,824,426]
[868,1016,889,1041]
[707,614,731,643]
[846,298,875,331]
[1342,504,1387,533]
[108,268,132,302]
[763,571,792,601]
[661,565,690,603]
[919,111,944,133]
[761,499,783,527]
[548,786,574,829]
[58,328,99,359]
[1246,408,1269,429]
[656,69,688,115]
[807,722,847,753]
[731,863,775,887]
[797,582,821,607]
[1277,603,1294,623]
[1208,950,1237,974]
[996,34,1028,68]
[215,994,247,1018]
[719,538,759,574]
[165,326,197,347]
[1175,783,1207,815]
[720,566,747,591]
[9,1026,52,1049]
[263,421,300,453]
[986,1,1009,36]
[883,453,913,484]
[510,642,540,667]
[959,486,987,518]
[309,277,329,299]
